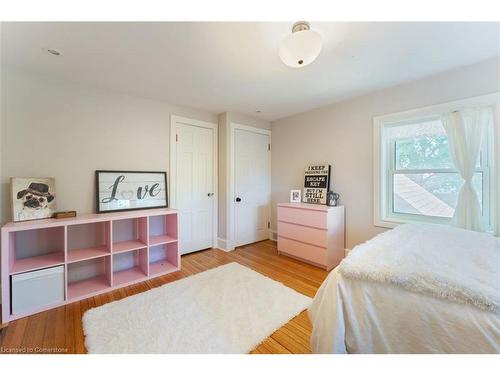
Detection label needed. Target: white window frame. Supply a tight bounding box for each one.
[374,93,499,229]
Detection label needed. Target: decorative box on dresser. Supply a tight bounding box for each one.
[277,203,345,271]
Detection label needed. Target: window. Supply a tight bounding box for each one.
[374,96,496,229]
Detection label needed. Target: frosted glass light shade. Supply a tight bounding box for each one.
[279,29,322,68]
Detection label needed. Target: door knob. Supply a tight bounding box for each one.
[207,193,214,197]
[235,197,242,202]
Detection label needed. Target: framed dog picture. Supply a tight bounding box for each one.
[11,177,57,222]
[95,170,168,213]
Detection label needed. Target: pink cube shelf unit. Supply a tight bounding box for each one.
[277,203,345,271]
[1,208,179,324]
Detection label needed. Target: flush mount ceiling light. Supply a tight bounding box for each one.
[279,21,322,68]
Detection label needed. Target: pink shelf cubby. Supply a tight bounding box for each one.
[1,208,179,324]
[67,256,112,300]
[112,247,148,286]
[149,242,180,277]
[112,217,148,254]
[8,226,65,275]
[67,221,111,263]
[149,214,178,246]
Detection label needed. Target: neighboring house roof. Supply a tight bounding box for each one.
[394,174,454,218]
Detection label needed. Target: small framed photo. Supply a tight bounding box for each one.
[290,189,302,203]
[11,177,57,222]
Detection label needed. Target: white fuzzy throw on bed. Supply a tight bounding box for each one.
[339,224,500,314]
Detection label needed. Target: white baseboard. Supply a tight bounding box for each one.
[217,238,235,252]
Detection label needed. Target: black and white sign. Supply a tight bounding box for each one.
[95,170,168,213]
[303,164,331,204]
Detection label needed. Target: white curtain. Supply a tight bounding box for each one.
[494,106,500,237]
[441,108,492,232]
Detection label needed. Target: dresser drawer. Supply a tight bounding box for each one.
[277,206,327,229]
[277,221,327,248]
[278,237,327,266]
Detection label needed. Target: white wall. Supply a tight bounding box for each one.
[0,67,218,225]
[271,57,500,249]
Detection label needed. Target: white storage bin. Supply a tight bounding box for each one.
[11,265,64,315]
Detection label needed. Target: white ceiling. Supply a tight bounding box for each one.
[1,22,499,120]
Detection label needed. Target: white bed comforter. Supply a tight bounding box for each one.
[308,224,500,353]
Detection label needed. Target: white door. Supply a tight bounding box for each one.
[174,122,215,254]
[234,128,271,247]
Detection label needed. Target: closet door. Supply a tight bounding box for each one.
[173,120,215,254]
[233,128,271,247]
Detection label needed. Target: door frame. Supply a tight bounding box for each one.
[228,123,272,250]
[169,115,218,249]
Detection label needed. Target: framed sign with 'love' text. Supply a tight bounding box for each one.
[95,170,168,213]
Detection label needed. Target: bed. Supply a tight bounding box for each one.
[308,223,500,353]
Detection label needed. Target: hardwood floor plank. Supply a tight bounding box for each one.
[292,311,313,330]
[0,318,28,353]
[72,302,85,354]
[260,337,292,354]
[42,309,57,350]
[241,242,327,282]
[233,246,323,288]
[53,306,67,353]
[251,342,272,354]
[271,328,311,354]
[278,324,312,352]
[0,323,7,344]
[0,240,327,354]
[287,317,313,338]
[229,254,318,297]
[64,304,75,353]
[21,310,48,352]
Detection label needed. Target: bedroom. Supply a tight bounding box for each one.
[0,0,499,372]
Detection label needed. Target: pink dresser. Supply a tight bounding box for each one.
[277,203,345,271]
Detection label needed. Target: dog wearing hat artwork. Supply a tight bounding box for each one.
[11,178,56,222]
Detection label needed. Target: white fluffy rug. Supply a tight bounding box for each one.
[83,262,311,353]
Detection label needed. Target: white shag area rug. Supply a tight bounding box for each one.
[83,262,311,353]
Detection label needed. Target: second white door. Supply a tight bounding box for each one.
[174,121,215,254]
[233,127,271,247]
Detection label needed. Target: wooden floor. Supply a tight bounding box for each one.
[0,240,328,354]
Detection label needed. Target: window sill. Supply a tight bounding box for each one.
[374,219,399,229]
[374,214,451,229]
